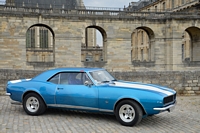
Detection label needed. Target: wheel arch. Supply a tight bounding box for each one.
[22,90,47,108]
[114,98,147,116]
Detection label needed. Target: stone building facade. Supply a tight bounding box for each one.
[0,0,200,71]
[126,0,200,70]
[0,0,200,95]
[126,0,199,12]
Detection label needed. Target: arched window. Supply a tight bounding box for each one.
[163,2,166,11]
[26,25,54,67]
[40,28,49,48]
[172,0,175,9]
[182,0,185,4]
[182,31,191,61]
[26,28,35,48]
[183,27,200,64]
[155,6,157,12]
[132,27,155,67]
[82,26,107,66]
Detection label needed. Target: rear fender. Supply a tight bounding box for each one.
[22,89,47,107]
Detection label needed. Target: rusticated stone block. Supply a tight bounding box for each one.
[183,90,195,95]
[193,80,198,83]
[187,80,192,84]
[195,91,200,94]
[185,87,192,91]
[192,87,200,91]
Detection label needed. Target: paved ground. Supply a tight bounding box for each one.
[0,96,200,133]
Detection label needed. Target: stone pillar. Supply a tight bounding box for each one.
[81,52,86,62]
[185,35,191,59]
[170,23,184,70]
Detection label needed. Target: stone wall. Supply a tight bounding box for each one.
[0,69,200,95]
[0,69,41,91]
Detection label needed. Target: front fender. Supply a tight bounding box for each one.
[113,96,147,115]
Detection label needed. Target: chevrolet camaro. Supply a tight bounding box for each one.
[6,68,176,126]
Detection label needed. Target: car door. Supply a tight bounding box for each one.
[54,72,99,110]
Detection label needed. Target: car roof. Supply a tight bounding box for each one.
[32,67,104,81]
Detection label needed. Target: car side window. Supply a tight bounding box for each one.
[60,73,69,85]
[48,73,60,84]
[82,73,93,85]
[68,72,83,85]
[48,72,93,85]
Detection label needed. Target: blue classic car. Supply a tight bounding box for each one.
[6,68,176,126]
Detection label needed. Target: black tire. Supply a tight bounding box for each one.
[23,93,46,116]
[115,100,143,126]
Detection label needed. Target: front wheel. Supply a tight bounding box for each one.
[23,93,46,116]
[115,100,143,126]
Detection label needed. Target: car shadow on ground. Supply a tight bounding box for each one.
[10,105,178,127]
[43,108,177,127]
[44,108,118,123]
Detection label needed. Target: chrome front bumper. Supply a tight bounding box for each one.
[153,102,176,112]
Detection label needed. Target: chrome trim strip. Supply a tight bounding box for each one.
[99,109,113,113]
[153,102,176,111]
[47,104,113,112]
[6,93,11,96]
[48,104,99,111]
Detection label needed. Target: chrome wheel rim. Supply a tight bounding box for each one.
[119,104,135,123]
[26,97,39,113]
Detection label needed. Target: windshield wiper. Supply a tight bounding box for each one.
[101,81,110,83]
[101,80,116,84]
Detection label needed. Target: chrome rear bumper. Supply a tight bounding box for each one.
[11,101,22,105]
[5,93,11,96]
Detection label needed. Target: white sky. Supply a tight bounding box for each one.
[83,0,137,8]
[1,0,138,7]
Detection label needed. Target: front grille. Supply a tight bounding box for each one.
[163,94,176,105]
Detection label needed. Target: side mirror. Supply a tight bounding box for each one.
[84,81,93,87]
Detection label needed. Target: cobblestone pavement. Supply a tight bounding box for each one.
[0,96,200,133]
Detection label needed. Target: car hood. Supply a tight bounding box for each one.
[110,80,175,96]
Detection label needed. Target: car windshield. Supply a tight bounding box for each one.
[89,70,117,83]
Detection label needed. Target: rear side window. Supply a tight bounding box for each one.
[65,72,87,85]
[48,74,60,84]
[60,73,69,84]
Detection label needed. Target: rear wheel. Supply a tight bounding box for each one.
[23,93,46,115]
[115,100,143,126]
